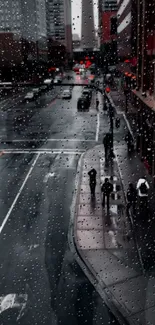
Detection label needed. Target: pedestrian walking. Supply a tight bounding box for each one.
[103,133,110,160]
[126,183,137,214]
[88,168,97,197]
[103,133,113,161]
[125,132,134,152]
[136,177,149,210]
[101,178,113,210]
[96,98,99,109]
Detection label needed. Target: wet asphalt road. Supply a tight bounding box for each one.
[0,76,125,324]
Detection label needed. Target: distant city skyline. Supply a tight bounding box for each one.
[71,0,98,38]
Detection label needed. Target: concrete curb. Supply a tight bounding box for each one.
[107,92,134,141]
[68,149,132,325]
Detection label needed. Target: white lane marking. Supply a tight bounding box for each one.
[43,172,55,183]
[55,153,61,160]
[0,153,40,234]
[95,113,100,142]
[1,149,84,155]
[1,138,94,142]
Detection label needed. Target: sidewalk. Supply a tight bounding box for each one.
[115,142,155,269]
[74,145,155,325]
[109,89,137,139]
[108,88,155,270]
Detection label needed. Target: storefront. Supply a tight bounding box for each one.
[134,93,155,177]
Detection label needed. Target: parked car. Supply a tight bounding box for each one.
[40,85,48,93]
[43,79,53,89]
[62,89,72,99]
[82,88,92,103]
[24,91,35,102]
[54,76,62,84]
[32,87,41,97]
[77,96,89,111]
[82,87,92,97]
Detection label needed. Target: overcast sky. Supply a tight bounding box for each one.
[71,0,98,37]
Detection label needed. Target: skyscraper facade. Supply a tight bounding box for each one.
[0,0,47,66]
[98,0,117,64]
[81,0,95,51]
[46,0,72,56]
[0,0,47,41]
[100,0,117,44]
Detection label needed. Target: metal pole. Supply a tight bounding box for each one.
[107,101,114,155]
[126,94,128,113]
[110,105,114,151]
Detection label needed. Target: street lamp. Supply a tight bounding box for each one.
[105,87,114,156]
[124,87,130,113]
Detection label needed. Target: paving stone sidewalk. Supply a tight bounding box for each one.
[74,145,155,325]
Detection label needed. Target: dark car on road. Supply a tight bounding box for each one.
[77,96,89,111]
[82,88,92,103]
[40,85,48,93]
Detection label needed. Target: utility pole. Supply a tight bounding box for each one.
[124,87,129,113]
[109,102,114,151]
[105,87,114,154]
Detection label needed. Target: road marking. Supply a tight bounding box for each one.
[1,149,84,155]
[0,153,40,234]
[1,138,94,142]
[43,172,55,183]
[95,113,100,142]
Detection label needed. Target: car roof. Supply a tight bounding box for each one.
[83,89,90,92]
[63,89,70,92]
[78,96,87,101]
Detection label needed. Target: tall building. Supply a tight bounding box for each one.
[117,0,137,75]
[117,0,155,179]
[81,0,95,51]
[133,0,155,177]
[0,0,47,67]
[46,0,72,57]
[99,0,117,63]
[72,34,81,50]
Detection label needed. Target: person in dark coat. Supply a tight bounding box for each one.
[103,133,113,161]
[88,168,97,197]
[101,178,113,210]
[96,98,99,110]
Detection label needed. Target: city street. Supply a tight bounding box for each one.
[0,0,153,323]
[0,78,122,324]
